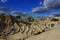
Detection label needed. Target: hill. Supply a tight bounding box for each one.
[0,14,60,40]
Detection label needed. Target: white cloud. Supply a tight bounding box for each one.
[39,2,43,5]
[1,0,7,3]
[0,7,9,12]
[44,0,60,9]
[11,11,30,17]
[32,6,48,13]
[51,12,60,17]
[32,0,60,13]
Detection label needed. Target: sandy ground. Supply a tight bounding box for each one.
[25,26,60,40]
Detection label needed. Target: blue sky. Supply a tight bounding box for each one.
[0,0,60,18]
[0,0,43,12]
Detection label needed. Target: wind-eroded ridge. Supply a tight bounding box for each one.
[0,14,60,40]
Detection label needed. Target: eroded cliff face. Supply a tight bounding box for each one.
[0,14,60,40]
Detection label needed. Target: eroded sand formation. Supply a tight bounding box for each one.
[0,14,60,40]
